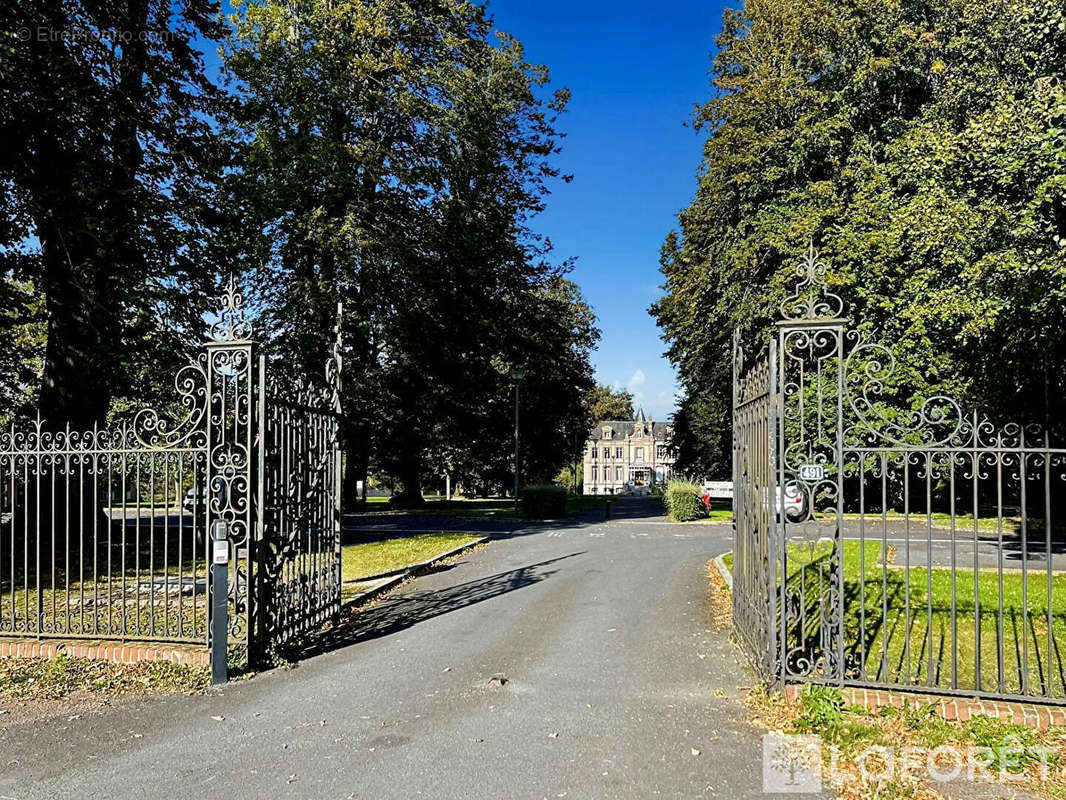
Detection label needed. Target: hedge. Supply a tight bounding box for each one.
[663,480,705,522]
[522,485,568,519]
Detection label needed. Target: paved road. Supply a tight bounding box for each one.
[787,518,1066,571]
[0,498,790,800]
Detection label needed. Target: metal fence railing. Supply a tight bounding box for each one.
[0,282,344,668]
[733,245,1066,704]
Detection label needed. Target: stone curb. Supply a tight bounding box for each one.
[341,535,491,609]
[713,552,734,591]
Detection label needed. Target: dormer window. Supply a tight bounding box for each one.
[602,426,613,440]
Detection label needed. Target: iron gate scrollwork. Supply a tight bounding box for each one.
[733,244,1066,704]
[732,332,778,681]
[255,310,344,653]
[0,279,345,666]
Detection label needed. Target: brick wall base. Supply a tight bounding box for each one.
[783,684,1066,729]
[0,638,209,667]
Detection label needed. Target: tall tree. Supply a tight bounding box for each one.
[0,0,227,426]
[654,0,1066,476]
[224,0,587,504]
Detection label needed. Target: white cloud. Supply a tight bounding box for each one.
[627,369,646,391]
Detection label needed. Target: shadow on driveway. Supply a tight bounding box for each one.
[284,553,585,660]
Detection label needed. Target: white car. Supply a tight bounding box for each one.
[776,481,807,521]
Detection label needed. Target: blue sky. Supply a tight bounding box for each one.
[487,0,728,421]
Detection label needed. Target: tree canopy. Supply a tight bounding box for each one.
[1,0,596,504]
[654,0,1066,477]
[1,0,226,427]
[586,385,635,423]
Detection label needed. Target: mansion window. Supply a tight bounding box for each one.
[591,447,597,460]
[615,467,623,481]
[634,447,644,462]
[591,466,598,481]
[615,447,623,458]
[657,446,667,459]
[602,447,610,460]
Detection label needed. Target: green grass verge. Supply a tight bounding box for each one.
[749,684,1066,796]
[0,652,209,701]
[340,532,481,599]
[724,542,1066,697]
[689,509,734,523]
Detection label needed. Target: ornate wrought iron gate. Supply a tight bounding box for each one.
[0,281,344,665]
[732,333,778,681]
[256,326,344,653]
[733,245,1066,703]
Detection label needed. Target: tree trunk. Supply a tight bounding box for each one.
[343,421,370,511]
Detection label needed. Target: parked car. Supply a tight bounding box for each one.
[776,481,807,521]
[182,487,204,516]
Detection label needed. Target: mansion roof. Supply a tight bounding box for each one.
[589,420,672,442]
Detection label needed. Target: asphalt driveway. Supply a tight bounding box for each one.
[0,498,783,800]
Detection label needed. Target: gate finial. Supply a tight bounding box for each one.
[780,241,844,321]
[210,274,252,342]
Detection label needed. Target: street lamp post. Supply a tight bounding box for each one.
[513,368,526,510]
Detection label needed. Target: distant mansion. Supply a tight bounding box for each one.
[583,410,676,495]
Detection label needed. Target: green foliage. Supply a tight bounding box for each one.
[794,684,846,730]
[586,385,635,422]
[521,484,568,519]
[654,0,1066,475]
[793,686,888,754]
[663,480,706,521]
[224,0,593,502]
[1,0,226,425]
[555,462,583,493]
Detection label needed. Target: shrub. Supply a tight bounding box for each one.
[522,485,568,519]
[794,685,845,731]
[663,480,705,522]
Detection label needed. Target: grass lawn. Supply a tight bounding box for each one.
[0,652,209,702]
[723,542,1066,698]
[678,499,733,523]
[340,532,481,599]
[747,683,1066,799]
[687,509,734,523]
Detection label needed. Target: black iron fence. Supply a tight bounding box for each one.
[733,246,1066,704]
[0,281,343,665]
